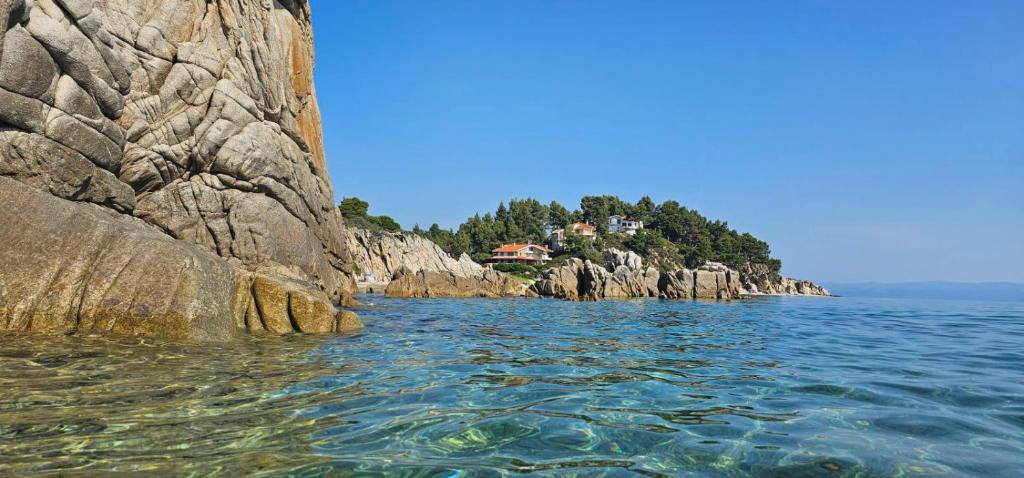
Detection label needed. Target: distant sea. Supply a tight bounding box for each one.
[824,281,1024,302]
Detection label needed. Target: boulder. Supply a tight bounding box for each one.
[532,259,583,301]
[605,248,644,271]
[693,270,720,299]
[658,269,694,299]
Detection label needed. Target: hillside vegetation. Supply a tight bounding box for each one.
[412,196,782,277]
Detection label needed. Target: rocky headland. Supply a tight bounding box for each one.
[344,226,830,301]
[0,0,359,339]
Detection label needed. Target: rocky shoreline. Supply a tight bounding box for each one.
[346,227,831,301]
[386,267,531,298]
[533,250,742,301]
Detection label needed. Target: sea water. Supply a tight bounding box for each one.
[1,296,1022,477]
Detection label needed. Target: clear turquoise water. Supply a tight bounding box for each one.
[1,296,1022,477]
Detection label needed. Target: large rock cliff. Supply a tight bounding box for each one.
[343,227,485,282]
[0,0,358,339]
[341,227,530,298]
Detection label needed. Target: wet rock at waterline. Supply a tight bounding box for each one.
[385,266,530,299]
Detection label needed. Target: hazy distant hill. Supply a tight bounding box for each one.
[824,282,1024,302]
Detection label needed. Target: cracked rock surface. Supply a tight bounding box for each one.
[533,249,829,301]
[385,266,531,299]
[342,227,532,298]
[343,227,487,283]
[532,250,744,301]
[0,0,359,339]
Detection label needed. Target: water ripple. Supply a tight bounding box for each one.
[1,297,1023,476]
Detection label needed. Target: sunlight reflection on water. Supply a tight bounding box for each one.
[1,297,1022,477]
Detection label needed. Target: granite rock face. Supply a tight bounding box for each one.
[345,226,534,298]
[385,266,530,299]
[0,0,358,339]
[344,227,484,282]
[532,250,742,301]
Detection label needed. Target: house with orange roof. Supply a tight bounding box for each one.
[549,222,597,251]
[488,243,553,263]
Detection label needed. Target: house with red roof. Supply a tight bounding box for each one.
[488,243,553,263]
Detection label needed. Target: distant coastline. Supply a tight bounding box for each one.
[824,282,1024,302]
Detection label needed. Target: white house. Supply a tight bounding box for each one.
[608,215,644,235]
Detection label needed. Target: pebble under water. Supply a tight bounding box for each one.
[1,296,1022,477]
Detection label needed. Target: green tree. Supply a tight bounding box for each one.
[370,215,402,232]
[432,194,783,276]
[580,196,611,234]
[509,198,549,243]
[561,230,603,263]
[339,197,402,232]
[635,196,657,223]
[338,197,369,219]
[549,200,572,227]
[625,229,675,260]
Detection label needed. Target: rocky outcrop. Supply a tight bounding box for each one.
[741,263,831,296]
[0,178,361,340]
[533,249,742,301]
[0,0,358,339]
[385,266,530,299]
[775,277,831,296]
[345,227,535,298]
[344,227,484,281]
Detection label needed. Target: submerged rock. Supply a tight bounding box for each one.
[0,0,359,339]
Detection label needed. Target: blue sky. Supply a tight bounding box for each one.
[309,0,1023,283]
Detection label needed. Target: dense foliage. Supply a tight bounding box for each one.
[413,195,782,276]
[338,197,402,232]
